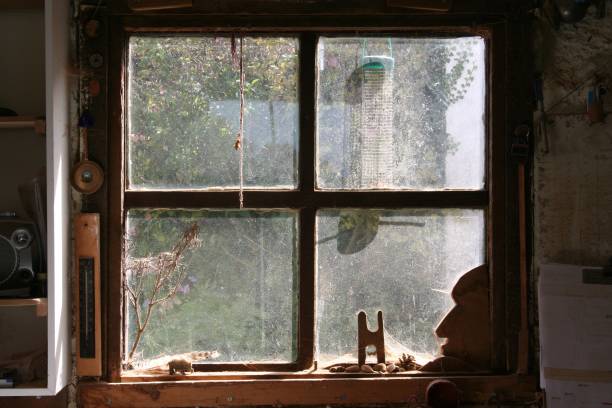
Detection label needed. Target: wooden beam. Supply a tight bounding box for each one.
[387,0,453,12]
[124,190,488,209]
[517,161,529,374]
[110,0,520,15]
[79,375,537,407]
[0,0,44,10]
[118,14,503,32]
[106,18,128,382]
[128,0,192,11]
[487,22,509,373]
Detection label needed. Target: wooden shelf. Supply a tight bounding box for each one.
[0,116,45,135]
[0,298,47,317]
[0,0,71,397]
[14,380,46,389]
[79,374,538,407]
[0,0,44,10]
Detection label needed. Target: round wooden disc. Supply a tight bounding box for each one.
[426,379,460,408]
[71,160,104,194]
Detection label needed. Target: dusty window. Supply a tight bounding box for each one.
[121,33,487,374]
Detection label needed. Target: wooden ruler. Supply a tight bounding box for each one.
[75,213,102,377]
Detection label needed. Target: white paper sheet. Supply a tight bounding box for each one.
[544,378,612,408]
[538,263,612,408]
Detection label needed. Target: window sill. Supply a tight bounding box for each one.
[78,374,537,407]
[120,369,473,382]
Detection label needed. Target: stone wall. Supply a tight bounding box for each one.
[535,2,612,267]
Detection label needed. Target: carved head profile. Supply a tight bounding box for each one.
[421,264,490,372]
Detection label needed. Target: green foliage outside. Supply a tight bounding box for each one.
[125,35,483,367]
[126,210,298,363]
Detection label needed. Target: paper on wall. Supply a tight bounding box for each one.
[544,378,612,408]
[538,263,612,408]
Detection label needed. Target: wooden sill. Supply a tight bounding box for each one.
[78,374,537,407]
[120,369,490,382]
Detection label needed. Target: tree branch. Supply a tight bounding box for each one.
[125,222,200,366]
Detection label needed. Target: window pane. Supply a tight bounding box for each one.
[316,209,484,366]
[316,37,486,190]
[128,36,299,190]
[125,209,298,368]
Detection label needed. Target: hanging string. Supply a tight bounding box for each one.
[234,35,245,209]
[230,35,239,67]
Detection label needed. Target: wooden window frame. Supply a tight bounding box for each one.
[101,12,522,402]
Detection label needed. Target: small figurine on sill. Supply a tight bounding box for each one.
[168,358,194,375]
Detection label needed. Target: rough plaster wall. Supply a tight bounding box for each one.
[535,3,612,268]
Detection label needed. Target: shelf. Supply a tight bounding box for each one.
[0,0,72,397]
[14,380,46,389]
[0,298,47,317]
[0,0,44,10]
[0,116,45,135]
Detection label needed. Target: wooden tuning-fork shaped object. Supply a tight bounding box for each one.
[357,310,386,366]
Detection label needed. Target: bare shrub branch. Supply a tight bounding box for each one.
[124,222,201,366]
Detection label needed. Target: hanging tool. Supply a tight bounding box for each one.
[236,35,245,208]
[533,76,549,154]
[75,213,102,376]
[586,81,606,124]
[71,111,104,195]
[554,0,590,23]
[553,0,606,23]
[88,79,101,98]
[512,124,530,375]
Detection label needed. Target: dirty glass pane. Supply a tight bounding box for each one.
[125,209,298,369]
[128,36,299,190]
[316,209,484,366]
[316,37,486,190]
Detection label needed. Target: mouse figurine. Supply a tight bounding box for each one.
[168,358,194,375]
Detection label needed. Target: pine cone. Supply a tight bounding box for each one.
[397,353,421,370]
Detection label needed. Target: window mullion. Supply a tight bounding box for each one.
[299,32,317,194]
[297,207,316,369]
[296,32,317,369]
[122,190,489,209]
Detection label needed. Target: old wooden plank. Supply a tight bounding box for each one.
[78,375,537,407]
[109,0,528,15]
[117,14,505,32]
[487,21,508,373]
[106,17,128,382]
[123,190,489,209]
